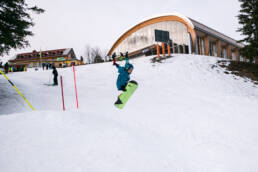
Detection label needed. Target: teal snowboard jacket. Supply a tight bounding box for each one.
[116,58,130,90]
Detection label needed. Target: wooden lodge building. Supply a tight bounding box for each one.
[9,48,83,70]
[108,13,250,62]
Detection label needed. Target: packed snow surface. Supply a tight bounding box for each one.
[1,54,258,172]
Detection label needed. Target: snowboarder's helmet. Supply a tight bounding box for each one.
[125,63,134,70]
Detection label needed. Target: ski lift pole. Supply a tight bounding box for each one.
[0,70,35,111]
[73,65,79,109]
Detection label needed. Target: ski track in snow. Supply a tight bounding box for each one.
[0,54,258,172]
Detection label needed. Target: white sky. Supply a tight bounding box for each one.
[2,0,242,60]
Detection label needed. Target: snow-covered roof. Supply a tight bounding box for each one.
[141,13,194,29]
[8,48,76,62]
[63,48,72,56]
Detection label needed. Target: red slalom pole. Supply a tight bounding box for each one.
[73,65,79,109]
[60,76,65,111]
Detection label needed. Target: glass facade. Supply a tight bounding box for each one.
[232,52,236,60]
[222,48,227,58]
[209,42,217,56]
[240,55,243,62]
[113,21,190,55]
[196,36,205,55]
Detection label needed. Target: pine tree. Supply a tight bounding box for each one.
[237,0,258,62]
[94,55,104,63]
[0,0,44,56]
[80,56,84,64]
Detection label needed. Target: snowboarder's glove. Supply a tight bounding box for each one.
[112,53,116,60]
[112,53,118,66]
[113,59,119,67]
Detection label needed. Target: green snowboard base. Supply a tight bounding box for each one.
[114,80,138,109]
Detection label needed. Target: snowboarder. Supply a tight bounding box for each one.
[112,52,134,91]
[52,66,58,86]
[112,52,138,109]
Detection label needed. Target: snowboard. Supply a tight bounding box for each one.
[114,80,138,109]
[43,83,58,86]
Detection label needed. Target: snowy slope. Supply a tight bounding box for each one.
[1,54,258,172]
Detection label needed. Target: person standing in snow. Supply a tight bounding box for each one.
[52,66,58,86]
[4,62,9,74]
[112,52,134,91]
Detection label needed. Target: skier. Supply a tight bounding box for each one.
[52,66,58,86]
[112,52,134,91]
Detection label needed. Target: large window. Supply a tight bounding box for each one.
[232,52,236,60]
[154,29,170,42]
[196,36,205,55]
[240,55,243,62]
[209,42,217,56]
[222,48,227,58]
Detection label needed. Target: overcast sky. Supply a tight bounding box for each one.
[3,0,242,60]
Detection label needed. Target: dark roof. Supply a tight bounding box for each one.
[189,18,244,48]
[14,48,73,60]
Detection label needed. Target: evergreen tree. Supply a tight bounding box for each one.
[237,0,258,62]
[0,0,44,56]
[94,55,104,63]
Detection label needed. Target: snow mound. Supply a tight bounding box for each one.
[1,54,258,172]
